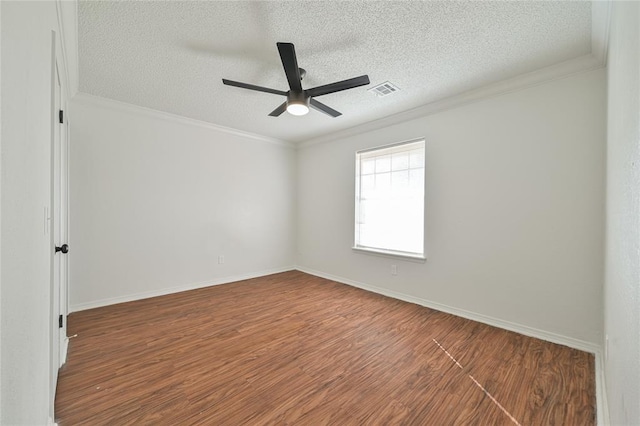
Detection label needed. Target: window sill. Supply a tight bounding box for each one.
[352,247,427,263]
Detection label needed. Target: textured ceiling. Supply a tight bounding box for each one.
[78,1,592,143]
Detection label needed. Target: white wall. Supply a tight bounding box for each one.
[69,96,296,310]
[297,69,606,348]
[604,2,640,425]
[1,1,72,423]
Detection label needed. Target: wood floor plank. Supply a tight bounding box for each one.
[56,271,595,425]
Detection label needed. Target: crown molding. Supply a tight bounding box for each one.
[591,0,612,66]
[299,2,611,149]
[70,1,610,151]
[299,53,604,148]
[56,0,79,98]
[71,93,294,148]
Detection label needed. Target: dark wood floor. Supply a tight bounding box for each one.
[56,271,595,425]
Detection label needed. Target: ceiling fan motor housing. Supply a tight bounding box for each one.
[287,90,309,106]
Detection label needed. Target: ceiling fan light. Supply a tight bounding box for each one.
[286,102,309,116]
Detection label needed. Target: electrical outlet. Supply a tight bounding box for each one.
[218,255,225,264]
[391,264,397,275]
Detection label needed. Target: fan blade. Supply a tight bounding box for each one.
[269,102,287,117]
[277,42,303,93]
[310,99,342,117]
[306,75,370,98]
[222,79,287,96]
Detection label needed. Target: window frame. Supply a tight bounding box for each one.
[353,138,427,262]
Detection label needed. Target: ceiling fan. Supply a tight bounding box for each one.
[222,42,370,118]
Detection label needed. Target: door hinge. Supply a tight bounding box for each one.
[58,314,64,328]
[59,110,64,124]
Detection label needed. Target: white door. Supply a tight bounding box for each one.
[51,53,69,411]
[50,58,61,404]
[57,64,69,364]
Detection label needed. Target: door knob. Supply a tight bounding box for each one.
[55,244,69,254]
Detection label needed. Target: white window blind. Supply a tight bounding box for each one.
[354,139,425,258]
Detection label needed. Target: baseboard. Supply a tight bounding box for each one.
[595,350,610,425]
[297,266,599,353]
[61,336,69,365]
[70,266,296,312]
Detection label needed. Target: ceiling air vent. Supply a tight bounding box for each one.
[368,81,400,97]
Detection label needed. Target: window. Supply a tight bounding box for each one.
[354,139,425,259]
